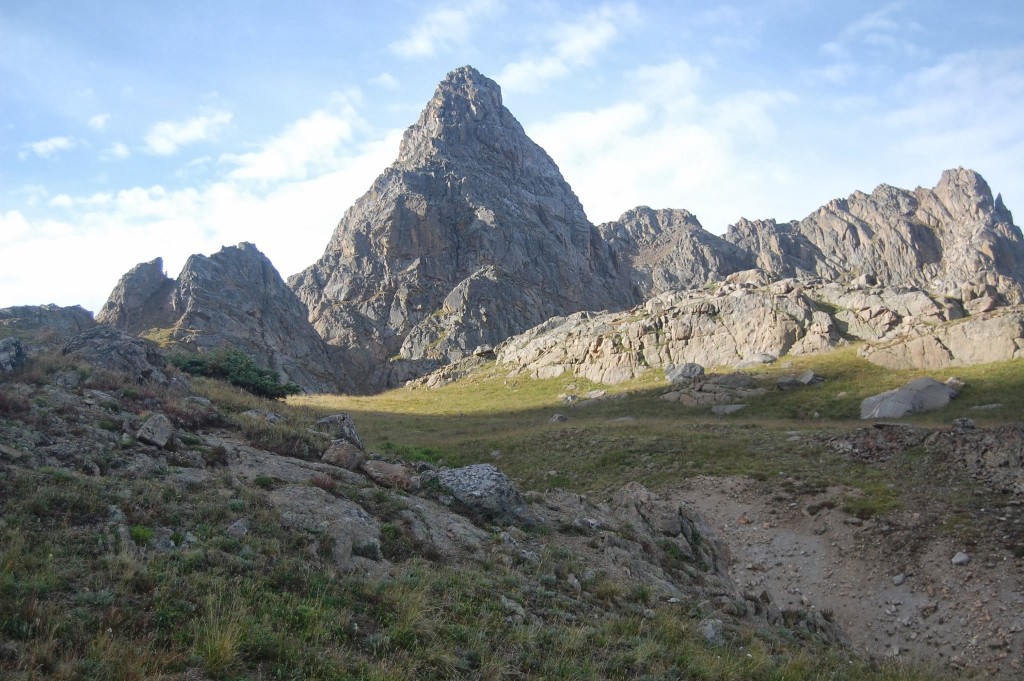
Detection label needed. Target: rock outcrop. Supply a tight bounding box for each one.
[289,66,634,390]
[496,284,837,384]
[98,243,348,393]
[62,325,169,384]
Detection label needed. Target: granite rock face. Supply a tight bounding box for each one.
[99,243,348,393]
[289,66,634,390]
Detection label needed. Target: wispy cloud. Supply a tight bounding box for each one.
[222,94,361,183]
[390,0,502,58]
[19,136,76,159]
[144,109,232,156]
[87,113,110,130]
[498,2,640,93]
[822,3,927,61]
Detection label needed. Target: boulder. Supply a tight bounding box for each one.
[665,363,705,384]
[860,377,959,419]
[321,440,365,471]
[137,414,174,448]
[433,463,531,525]
[62,326,168,384]
[0,337,27,374]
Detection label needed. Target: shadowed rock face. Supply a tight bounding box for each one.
[288,66,635,390]
[98,243,349,393]
[724,168,1024,302]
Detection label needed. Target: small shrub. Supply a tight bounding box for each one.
[97,419,121,433]
[170,348,301,399]
[130,525,155,547]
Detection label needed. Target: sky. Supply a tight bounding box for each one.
[2,1,1023,313]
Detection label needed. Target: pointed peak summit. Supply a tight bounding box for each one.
[397,65,522,168]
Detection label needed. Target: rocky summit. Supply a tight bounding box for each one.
[288,66,634,390]
[725,168,1024,301]
[98,243,349,393]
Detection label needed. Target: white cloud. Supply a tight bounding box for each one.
[390,0,502,58]
[0,102,403,312]
[102,142,131,160]
[371,72,400,89]
[88,113,110,130]
[20,136,76,159]
[222,94,361,183]
[499,2,640,93]
[144,109,232,156]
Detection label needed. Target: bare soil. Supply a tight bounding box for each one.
[680,475,1024,679]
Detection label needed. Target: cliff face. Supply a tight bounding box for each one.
[98,244,349,393]
[288,66,634,389]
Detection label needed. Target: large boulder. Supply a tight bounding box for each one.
[62,326,168,384]
[860,377,959,419]
[432,463,531,526]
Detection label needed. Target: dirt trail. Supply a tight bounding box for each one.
[680,476,1024,679]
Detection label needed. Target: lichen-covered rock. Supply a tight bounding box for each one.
[321,440,365,471]
[314,413,364,450]
[0,337,27,374]
[62,326,168,384]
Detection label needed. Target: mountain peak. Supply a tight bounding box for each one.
[397,65,510,167]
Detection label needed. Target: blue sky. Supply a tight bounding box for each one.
[2,0,1022,312]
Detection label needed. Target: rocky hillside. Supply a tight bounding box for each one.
[97,243,349,393]
[288,66,635,390]
[0,322,873,680]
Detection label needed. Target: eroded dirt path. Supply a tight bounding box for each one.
[679,476,1024,679]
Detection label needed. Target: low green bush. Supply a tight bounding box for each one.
[170,348,301,399]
